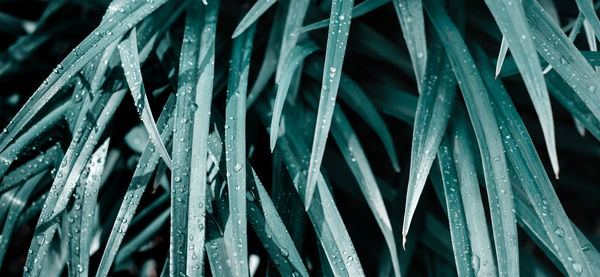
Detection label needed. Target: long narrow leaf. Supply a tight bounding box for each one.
[424,1,519,275]
[306,0,354,207]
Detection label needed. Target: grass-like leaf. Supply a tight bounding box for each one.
[255,100,365,276]
[275,0,310,83]
[96,95,175,277]
[170,0,219,275]
[270,41,319,150]
[402,36,456,242]
[0,0,170,153]
[306,0,354,208]
[119,28,173,169]
[424,1,519,275]
[224,22,256,276]
[474,44,596,276]
[484,0,558,178]
[299,0,390,33]
[24,87,126,276]
[68,138,109,276]
[523,0,600,125]
[232,0,278,38]
[392,0,427,90]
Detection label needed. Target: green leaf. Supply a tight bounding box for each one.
[0,0,170,153]
[24,87,126,276]
[474,44,596,276]
[96,94,175,277]
[255,100,365,276]
[0,101,68,181]
[115,209,170,266]
[444,109,497,276]
[494,37,509,78]
[328,104,400,277]
[170,0,219,275]
[403,36,457,241]
[247,6,285,107]
[306,0,354,208]
[68,139,109,276]
[484,0,558,178]
[270,41,319,150]
[523,0,600,128]
[424,1,519,275]
[0,171,48,268]
[298,0,390,33]
[118,28,173,169]
[305,60,401,172]
[224,22,256,276]
[436,134,474,276]
[246,168,309,277]
[392,0,427,90]
[545,71,600,141]
[574,0,600,43]
[275,0,311,83]
[232,0,278,38]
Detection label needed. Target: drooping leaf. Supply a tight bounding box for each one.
[96,95,175,277]
[424,1,519,275]
[24,87,126,276]
[270,41,319,150]
[474,44,596,276]
[232,0,278,38]
[484,0,558,178]
[0,0,171,153]
[306,0,354,208]
[402,35,456,242]
[255,100,365,276]
[299,0,390,33]
[119,28,173,169]
[523,0,600,126]
[392,0,427,90]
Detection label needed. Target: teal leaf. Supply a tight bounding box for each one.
[306,0,354,208]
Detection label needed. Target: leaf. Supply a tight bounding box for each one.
[435,134,474,276]
[170,0,219,275]
[224,22,256,276]
[328,104,400,277]
[68,139,109,276]
[247,6,285,107]
[114,209,170,266]
[232,0,278,38]
[304,60,401,171]
[0,101,68,180]
[270,41,319,150]
[424,1,519,275]
[24,87,126,276]
[0,171,48,268]
[574,0,600,43]
[0,0,171,153]
[0,145,63,194]
[495,37,509,78]
[255,100,365,276]
[275,0,311,83]
[118,27,173,169]
[474,44,596,276]
[298,0,390,33]
[246,168,309,276]
[96,95,175,277]
[523,0,600,127]
[445,109,497,276]
[484,0,558,178]
[306,0,354,207]
[392,0,427,90]
[545,71,600,141]
[402,36,457,242]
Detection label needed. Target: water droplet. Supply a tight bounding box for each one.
[234,163,242,172]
